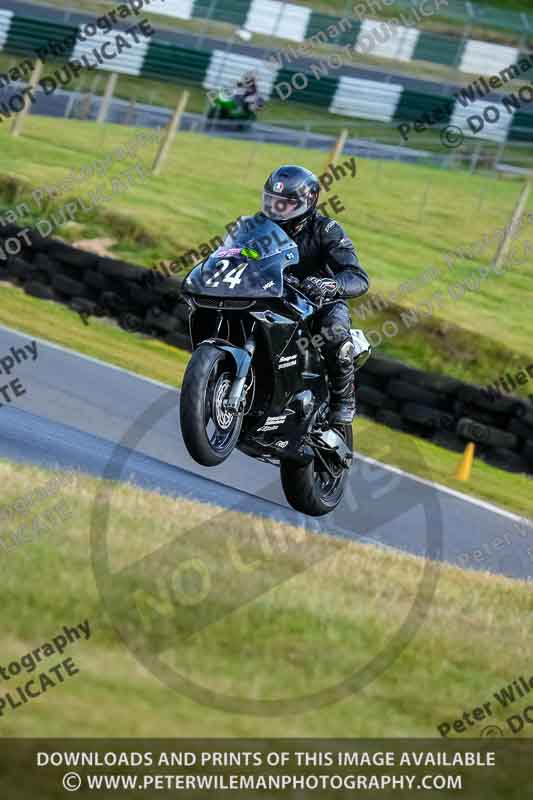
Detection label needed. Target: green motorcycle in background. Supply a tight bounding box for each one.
[206,90,264,131]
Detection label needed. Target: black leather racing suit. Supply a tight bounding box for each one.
[288,211,369,414]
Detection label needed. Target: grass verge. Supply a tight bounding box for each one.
[0,458,532,740]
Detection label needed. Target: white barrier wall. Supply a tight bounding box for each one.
[330,77,404,121]
[356,19,420,62]
[451,98,514,142]
[245,0,311,42]
[204,50,277,97]
[145,0,195,20]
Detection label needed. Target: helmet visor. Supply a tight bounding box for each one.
[262,191,308,222]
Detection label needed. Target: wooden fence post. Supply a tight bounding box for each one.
[152,90,189,177]
[493,179,532,269]
[97,72,118,124]
[324,128,348,172]
[10,59,43,137]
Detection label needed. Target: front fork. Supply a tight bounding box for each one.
[226,333,256,413]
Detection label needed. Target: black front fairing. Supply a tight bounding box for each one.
[182,216,299,299]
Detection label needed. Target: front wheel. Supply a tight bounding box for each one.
[280,425,353,516]
[180,346,243,466]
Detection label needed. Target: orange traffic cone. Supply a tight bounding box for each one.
[453,442,475,481]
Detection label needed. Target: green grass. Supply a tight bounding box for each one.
[351,299,533,397]
[0,458,532,746]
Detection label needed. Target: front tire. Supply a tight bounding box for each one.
[280,425,353,516]
[180,346,243,466]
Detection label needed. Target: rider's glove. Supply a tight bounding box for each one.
[301,276,340,304]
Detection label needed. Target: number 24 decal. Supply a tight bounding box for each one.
[205,260,248,289]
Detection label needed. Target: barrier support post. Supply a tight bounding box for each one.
[493,178,532,269]
[324,128,348,173]
[97,72,118,124]
[10,59,43,137]
[152,90,189,177]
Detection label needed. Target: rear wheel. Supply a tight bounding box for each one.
[280,424,353,516]
[180,346,243,466]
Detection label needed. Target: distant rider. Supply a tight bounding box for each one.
[233,71,260,114]
[262,164,369,425]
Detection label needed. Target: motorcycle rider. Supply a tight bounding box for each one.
[262,164,369,425]
[233,70,260,114]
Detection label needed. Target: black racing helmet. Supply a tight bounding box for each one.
[262,165,320,235]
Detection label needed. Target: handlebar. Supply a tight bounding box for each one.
[283,274,319,307]
[284,274,300,288]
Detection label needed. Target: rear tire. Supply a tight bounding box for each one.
[280,424,353,516]
[180,345,243,466]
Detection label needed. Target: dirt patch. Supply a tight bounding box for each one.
[72,237,117,258]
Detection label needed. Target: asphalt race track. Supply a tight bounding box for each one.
[1,323,532,580]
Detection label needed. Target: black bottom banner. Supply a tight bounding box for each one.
[0,738,530,798]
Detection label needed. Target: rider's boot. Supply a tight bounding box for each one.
[327,339,356,426]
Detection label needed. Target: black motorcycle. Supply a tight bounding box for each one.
[179,216,371,516]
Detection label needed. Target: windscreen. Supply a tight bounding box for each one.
[222,214,296,260]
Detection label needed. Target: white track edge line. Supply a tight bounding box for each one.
[354,450,533,527]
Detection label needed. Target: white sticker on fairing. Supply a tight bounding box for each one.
[279,354,297,369]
